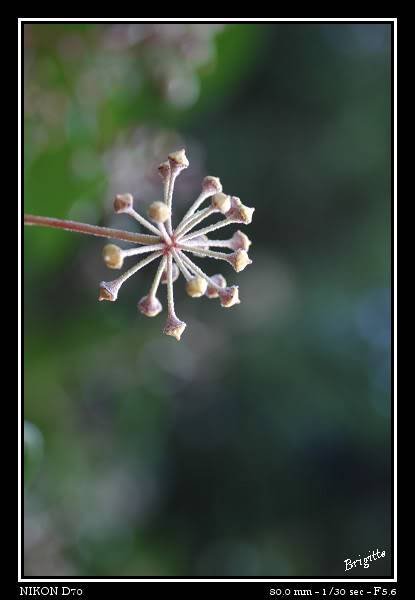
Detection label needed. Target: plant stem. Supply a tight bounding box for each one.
[179,251,219,288]
[149,255,167,298]
[23,214,160,245]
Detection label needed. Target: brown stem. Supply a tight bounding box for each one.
[24,214,160,245]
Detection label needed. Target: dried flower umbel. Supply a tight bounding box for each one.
[24,149,254,341]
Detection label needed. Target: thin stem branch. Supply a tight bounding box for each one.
[200,238,233,249]
[171,249,193,281]
[179,246,231,262]
[162,173,170,205]
[181,237,210,247]
[158,222,171,244]
[179,251,219,289]
[149,256,167,298]
[166,170,178,236]
[166,254,176,316]
[117,251,163,286]
[24,214,160,245]
[126,208,163,237]
[180,191,209,223]
[122,243,164,257]
[175,207,217,240]
[180,217,233,243]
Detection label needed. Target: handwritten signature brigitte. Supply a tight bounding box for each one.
[344,548,386,571]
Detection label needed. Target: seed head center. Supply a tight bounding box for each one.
[163,237,178,255]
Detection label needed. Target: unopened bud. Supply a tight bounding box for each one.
[113,193,133,214]
[206,274,226,299]
[212,192,231,214]
[227,249,252,272]
[138,295,162,317]
[102,244,124,269]
[148,201,170,223]
[202,176,222,195]
[164,314,187,341]
[186,276,208,298]
[218,285,240,308]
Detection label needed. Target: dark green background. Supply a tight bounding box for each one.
[24,23,392,577]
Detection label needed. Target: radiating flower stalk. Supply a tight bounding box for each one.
[24,149,254,341]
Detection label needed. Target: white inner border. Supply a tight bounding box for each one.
[18,16,397,584]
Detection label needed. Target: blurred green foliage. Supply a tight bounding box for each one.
[24,421,44,486]
[24,23,391,577]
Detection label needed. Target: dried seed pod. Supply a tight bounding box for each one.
[164,314,187,341]
[226,196,255,224]
[227,249,252,272]
[230,230,251,251]
[168,149,189,170]
[218,285,240,308]
[98,280,121,302]
[202,175,222,195]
